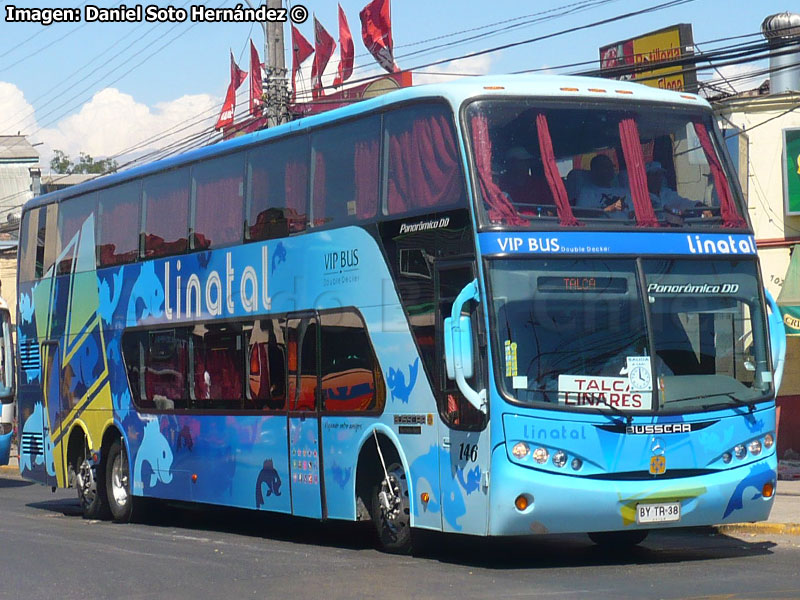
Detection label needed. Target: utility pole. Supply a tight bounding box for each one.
[264,0,288,127]
[245,0,289,127]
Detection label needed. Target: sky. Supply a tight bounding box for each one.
[0,0,796,171]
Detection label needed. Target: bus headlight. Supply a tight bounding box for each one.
[764,433,774,449]
[571,458,583,471]
[722,452,732,464]
[511,442,530,459]
[734,444,747,460]
[748,440,762,456]
[552,450,567,468]
[532,447,549,464]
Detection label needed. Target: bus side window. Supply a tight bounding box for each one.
[192,153,245,250]
[142,168,189,259]
[247,136,309,241]
[286,315,318,411]
[18,208,41,282]
[97,182,141,267]
[319,309,384,413]
[57,193,96,275]
[246,318,287,410]
[190,324,244,410]
[384,103,467,216]
[310,116,380,228]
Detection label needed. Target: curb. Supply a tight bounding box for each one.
[715,522,800,536]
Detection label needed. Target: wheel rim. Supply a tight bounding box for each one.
[111,448,129,508]
[76,459,96,507]
[378,469,408,537]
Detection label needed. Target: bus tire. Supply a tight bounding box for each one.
[75,446,110,520]
[106,439,134,523]
[371,462,412,554]
[588,529,649,547]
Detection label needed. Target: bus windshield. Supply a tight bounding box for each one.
[467,99,746,229]
[488,258,772,414]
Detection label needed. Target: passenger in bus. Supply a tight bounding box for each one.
[575,154,631,219]
[500,146,555,214]
[646,161,713,218]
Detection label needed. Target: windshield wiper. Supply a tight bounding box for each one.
[586,395,633,424]
[666,391,755,412]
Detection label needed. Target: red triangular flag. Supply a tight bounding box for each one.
[230,50,248,89]
[333,4,354,87]
[291,24,314,102]
[359,0,399,74]
[311,16,336,100]
[215,83,236,130]
[249,40,263,116]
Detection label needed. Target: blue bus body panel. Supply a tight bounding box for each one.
[0,429,10,465]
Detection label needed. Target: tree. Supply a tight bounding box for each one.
[50,150,118,175]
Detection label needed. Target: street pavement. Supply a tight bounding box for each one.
[3,455,800,536]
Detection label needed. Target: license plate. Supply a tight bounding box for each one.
[636,502,681,524]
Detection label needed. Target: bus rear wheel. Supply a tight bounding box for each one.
[588,529,649,547]
[371,462,412,554]
[75,446,110,520]
[106,439,133,523]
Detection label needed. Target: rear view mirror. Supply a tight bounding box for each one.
[444,315,473,380]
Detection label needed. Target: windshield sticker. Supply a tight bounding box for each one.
[504,340,518,377]
[647,282,740,295]
[620,356,652,391]
[558,375,652,411]
[512,376,527,389]
[479,232,757,256]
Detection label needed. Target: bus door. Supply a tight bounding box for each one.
[40,341,66,488]
[435,261,490,536]
[287,313,324,519]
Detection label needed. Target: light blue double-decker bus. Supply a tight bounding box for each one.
[15,74,787,552]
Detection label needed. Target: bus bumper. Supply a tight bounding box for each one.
[488,446,777,536]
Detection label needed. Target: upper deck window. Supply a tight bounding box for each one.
[192,153,245,249]
[143,168,189,259]
[248,135,309,240]
[385,104,467,215]
[310,115,380,227]
[466,100,747,230]
[97,182,141,267]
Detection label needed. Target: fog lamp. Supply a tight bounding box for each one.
[532,447,549,464]
[511,442,530,459]
[764,433,775,449]
[762,482,774,498]
[722,452,732,464]
[748,440,762,456]
[734,444,747,460]
[552,450,567,468]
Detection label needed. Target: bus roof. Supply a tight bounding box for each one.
[22,73,711,213]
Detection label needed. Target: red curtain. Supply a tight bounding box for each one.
[145,183,188,257]
[195,176,243,248]
[285,160,308,232]
[355,138,379,219]
[388,113,463,214]
[99,198,138,266]
[692,121,747,228]
[312,151,327,226]
[469,114,526,226]
[619,118,659,227]
[535,113,580,227]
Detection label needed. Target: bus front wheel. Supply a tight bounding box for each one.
[371,462,412,554]
[106,439,133,523]
[588,529,649,547]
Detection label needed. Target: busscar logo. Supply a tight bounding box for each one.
[596,421,716,435]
